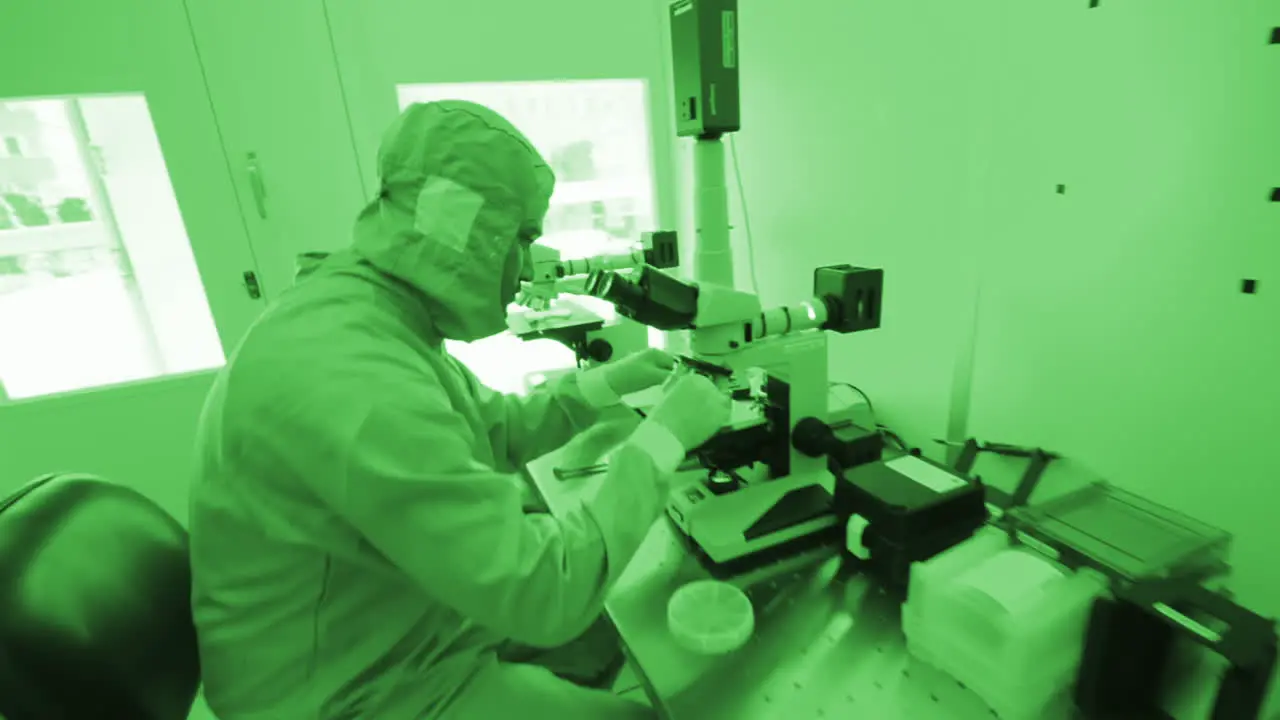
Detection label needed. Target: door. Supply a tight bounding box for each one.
[182,0,368,301]
[0,0,265,402]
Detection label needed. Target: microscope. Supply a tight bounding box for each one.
[517,0,884,574]
[584,262,883,572]
[507,231,680,369]
[543,0,871,573]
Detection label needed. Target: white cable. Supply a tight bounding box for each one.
[728,135,762,296]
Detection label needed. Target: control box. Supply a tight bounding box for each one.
[836,454,989,595]
[669,0,741,137]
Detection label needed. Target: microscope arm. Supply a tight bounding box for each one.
[584,264,884,348]
[512,235,680,364]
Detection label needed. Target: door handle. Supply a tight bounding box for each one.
[246,152,268,219]
[242,270,263,300]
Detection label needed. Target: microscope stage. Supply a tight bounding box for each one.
[507,307,605,339]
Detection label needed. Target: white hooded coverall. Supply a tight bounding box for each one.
[189,102,669,719]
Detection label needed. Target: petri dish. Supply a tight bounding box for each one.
[667,579,755,655]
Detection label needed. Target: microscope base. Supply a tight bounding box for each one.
[679,518,844,582]
[665,471,842,579]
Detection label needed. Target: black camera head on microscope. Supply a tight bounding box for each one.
[814,265,884,335]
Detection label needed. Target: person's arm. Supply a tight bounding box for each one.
[456,361,628,473]
[276,369,670,649]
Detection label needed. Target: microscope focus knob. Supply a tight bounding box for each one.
[793,416,885,469]
[792,417,835,458]
[585,339,614,363]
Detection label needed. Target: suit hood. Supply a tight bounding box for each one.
[351,101,555,342]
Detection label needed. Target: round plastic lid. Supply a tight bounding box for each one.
[667,580,755,655]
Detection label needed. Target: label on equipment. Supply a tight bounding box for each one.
[722,12,737,69]
[885,456,967,494]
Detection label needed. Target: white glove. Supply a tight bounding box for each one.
[578,348,677,408]
[602,348,678,397]
[560,412,642,468]
[646,374,731,452]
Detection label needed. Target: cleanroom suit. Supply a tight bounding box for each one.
[189,101,678,719]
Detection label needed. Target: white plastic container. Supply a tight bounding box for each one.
[903,526,1109,720]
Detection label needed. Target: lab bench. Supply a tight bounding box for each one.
[526,447,1032,720]
[525,445,1235,720]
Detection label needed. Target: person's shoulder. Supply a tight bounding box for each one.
[226,300,416,402]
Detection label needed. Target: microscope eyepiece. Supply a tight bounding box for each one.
[586,267,700,331]
[587,270,645,310]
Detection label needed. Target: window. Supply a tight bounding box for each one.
[0,96,225,402]
[397,80,663,395]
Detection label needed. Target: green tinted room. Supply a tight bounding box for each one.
[0,1,1276,719]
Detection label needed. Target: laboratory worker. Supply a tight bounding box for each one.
[188,100,732,720]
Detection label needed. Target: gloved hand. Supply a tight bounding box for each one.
[560,411,643,468]
[646,373,732,451]
[601,348,678,397]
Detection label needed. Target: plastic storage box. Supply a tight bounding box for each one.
[903,526,1109,720]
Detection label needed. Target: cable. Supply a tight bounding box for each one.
[828,381,911,452]
[829,381,875,419]
[879,428,909,452]
[728,135,762,295]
